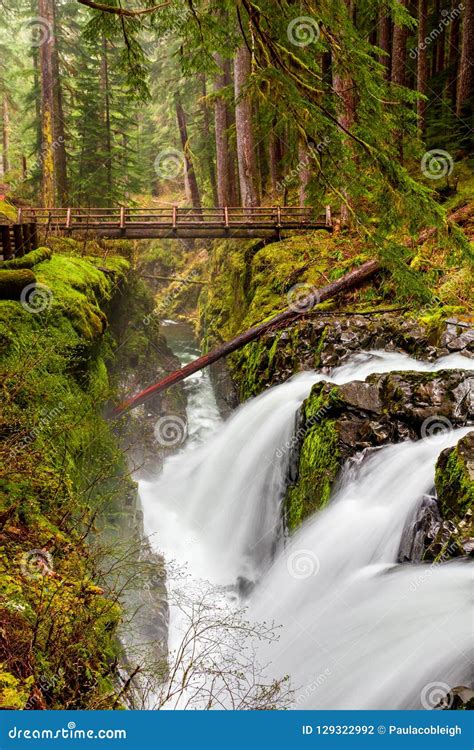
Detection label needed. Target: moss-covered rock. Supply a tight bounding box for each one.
[0,247,52,270]
[0,269,36,299]
[435,432,474,520]
[285,370,473,530]
[0,240,134,709]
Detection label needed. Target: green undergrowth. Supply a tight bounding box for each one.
[0,240,135,709]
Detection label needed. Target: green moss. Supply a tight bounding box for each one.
[0,200,17,222]
[286,420,340,530]
[285,385,343,531]
[0,238,133,709]
[0,247,52,269]
[0,269,36,300]
[435,433,474,519]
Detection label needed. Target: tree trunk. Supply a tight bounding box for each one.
[51,0,68,204]
[1,94,9,175]
[113,259,380,415]
[435,9,446,75]
[268,124,282,195]
[234,43,259,207]
[446,11,460,106]
[391,1,409,86]
[416,0,428,130]
[38,0,56,207]
[332,3,356,226]
[199,74,218,206]
[377,12,391,78]
[175,93,202,209]
[100,36,113,202]
[456,0,474,115]
[298,141,311,206]
[214,58,232,206]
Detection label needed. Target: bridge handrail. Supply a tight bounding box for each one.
[21,206,325,228]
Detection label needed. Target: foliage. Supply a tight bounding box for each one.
[0,240,131,709]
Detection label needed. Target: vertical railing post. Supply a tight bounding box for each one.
[22,223,32,254]
[120,206,125,230]
[66,208,72,229]
[276,206,282,227]
[325,205,332,228]
[172,205,177,229]
[13,225,23,257]
[224,206,229,229]
[30,222,38,249]
[1,225,13,260]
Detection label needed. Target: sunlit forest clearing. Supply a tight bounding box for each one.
[0,0,472,712]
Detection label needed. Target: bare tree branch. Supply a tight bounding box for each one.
[77,0,170,17]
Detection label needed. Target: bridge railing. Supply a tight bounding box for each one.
[20,206,327,229]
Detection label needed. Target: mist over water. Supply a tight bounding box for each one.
[139,345,473,709]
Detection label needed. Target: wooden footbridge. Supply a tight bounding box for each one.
[24,206,330,237]
[0,206,332,259]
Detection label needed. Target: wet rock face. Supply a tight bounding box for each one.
[398,495,442,563]
[433,431,474,556]
[285,371,473,530]
[235,315,473,399]
[315,370,473,460]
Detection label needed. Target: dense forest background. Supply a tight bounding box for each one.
[0,0,472,218]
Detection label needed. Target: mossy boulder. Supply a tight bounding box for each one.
[285,370,473,530]
[0,269,36,300]
[435,432,474,520]
[0,247,52,270]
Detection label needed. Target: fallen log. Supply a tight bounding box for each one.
[416,203,474,244]
[141,274,207,284]
[0,246,52,270]
[0,269,36,300]
[112,258,380,416]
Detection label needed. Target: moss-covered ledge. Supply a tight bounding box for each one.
[435,432,474,521]
[285,370,473,532]
[0,245,133,709]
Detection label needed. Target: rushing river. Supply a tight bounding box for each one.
[139,330,472,709]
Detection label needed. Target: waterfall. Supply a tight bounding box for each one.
[251,431,473,709]
[139,348,472,709]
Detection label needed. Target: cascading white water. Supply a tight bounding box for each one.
[251,430,473,709]
[141,349,471,586]
[139,347,472,709]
